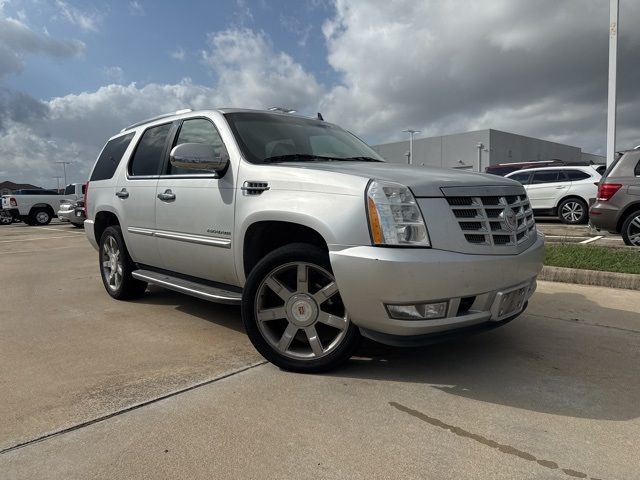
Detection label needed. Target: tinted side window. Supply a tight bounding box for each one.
[129,124,172,176]
[565,170,590,181]
[64,185,75,195]
[167,119,224,175]
[509,172,530,184]
[531,171,560,184]
[91,133,135,181]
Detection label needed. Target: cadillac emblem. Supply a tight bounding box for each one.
[500,207,518,232]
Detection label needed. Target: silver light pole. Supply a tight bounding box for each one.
[402,129,421,165]
[606,0,619,167]
[53,176,62,193]
[55,161,71,190]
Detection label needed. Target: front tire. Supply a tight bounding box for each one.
[242,243,361,373]
[621,211,640,246]
[99,225,147,300]
[558,198,588,224]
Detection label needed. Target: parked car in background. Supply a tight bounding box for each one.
[57,199,85,227]
[485,160,565,176]
[590,148,640,246]
[506,166,600,224]
[1,183,85,225]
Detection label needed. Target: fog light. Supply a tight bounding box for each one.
[386,301,448,320]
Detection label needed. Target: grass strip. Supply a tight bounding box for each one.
[544,244,640,275]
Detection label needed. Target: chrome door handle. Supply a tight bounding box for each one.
[555,185,567,189]
[115,189,129,199]
[157,189,176,201]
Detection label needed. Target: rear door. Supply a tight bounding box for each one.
[154,117,237,284]
[527,170,569,209]
[117,122,174,268]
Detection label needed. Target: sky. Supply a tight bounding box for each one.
[0,0,639,188]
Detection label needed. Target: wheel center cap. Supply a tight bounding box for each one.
[287,294,318,327]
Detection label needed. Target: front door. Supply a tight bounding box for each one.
[155,117,237,285]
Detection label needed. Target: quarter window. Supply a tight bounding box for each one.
[564,170,591,181]
[167,118,225,175]
[129,123,172,176]
[91,133,135,181]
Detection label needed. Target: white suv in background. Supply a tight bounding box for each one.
[506,166,600,224]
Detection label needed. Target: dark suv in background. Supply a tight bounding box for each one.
[590,148,640,246]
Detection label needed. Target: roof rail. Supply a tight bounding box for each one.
[120,109,193,133]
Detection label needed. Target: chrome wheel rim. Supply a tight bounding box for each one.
[35,211,50,224]
[561,202,583,223]
[627,214,640,246]
[101,235,123,291]
[255,262,349,360]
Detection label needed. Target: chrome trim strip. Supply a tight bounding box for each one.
[127,226,231,248]
[128,226,154,237]
[155,230,231,248]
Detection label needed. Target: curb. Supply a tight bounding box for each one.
[539,265,640,291]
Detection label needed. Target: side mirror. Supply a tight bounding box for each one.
[169,143,229,174]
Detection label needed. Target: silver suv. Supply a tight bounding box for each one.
[590,148,640,246]
[84,109,544,372]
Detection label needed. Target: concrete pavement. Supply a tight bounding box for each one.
[1,221,639,479]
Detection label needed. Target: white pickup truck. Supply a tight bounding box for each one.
[2,183,85,225]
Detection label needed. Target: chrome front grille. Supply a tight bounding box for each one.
[447,194,535,247]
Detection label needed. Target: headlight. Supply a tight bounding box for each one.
[366,180,430,246]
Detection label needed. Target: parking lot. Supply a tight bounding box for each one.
[1,220,639,479]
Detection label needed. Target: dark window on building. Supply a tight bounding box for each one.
[509,172,531,184]
[91,133,135,181]
[531,171,560,184]
[129,124,172,176]
[564,170,591,181]
[167,118,225,175]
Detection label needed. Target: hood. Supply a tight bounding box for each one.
[278,161,520,197]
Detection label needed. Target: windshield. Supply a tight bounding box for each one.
[224,112,384,164]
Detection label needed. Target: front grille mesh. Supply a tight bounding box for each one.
[447,194,535,247]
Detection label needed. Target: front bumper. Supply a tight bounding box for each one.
[329,233,544,342]
[57,209,73,222]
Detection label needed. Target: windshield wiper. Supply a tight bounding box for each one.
[262,154,337,164]
[341,156,382,162]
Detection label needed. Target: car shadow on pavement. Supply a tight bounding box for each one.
[131,285,245,334]
[332,290,640,421]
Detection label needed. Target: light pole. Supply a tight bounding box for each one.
[55,161,71,188]
[402,129,421,165]
[476,143,484,172]
[606,0,619,167]
[53,176,62,193]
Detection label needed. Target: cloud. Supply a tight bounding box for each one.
[55,0,101,32]
[202,28,323,110]
[170,47,185,61]
[319,0,640,154]
[128,1,144,16]
[101,66,124,84]
[0,16,84,79]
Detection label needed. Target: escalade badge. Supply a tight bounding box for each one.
[501,207,518,232]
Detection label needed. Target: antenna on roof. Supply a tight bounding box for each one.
[268,106,297,114]
[317,112,324,121]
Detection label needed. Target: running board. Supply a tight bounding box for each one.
[132,269,242,305]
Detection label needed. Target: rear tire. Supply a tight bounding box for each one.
[99,225,147,300]
[31,208,52,226]
[621,211,640,246]
[242,243,361,373]
[558,198,588,224]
